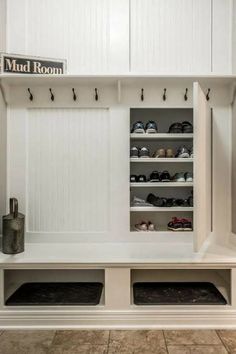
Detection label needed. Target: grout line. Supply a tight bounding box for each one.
[107,330,111,353]
[163,330,169,354]
[215,330,230,353]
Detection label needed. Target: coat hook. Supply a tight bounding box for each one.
[95,88,99,101]
[49,88,54,101]
[72,88,77,101]
[184,88,188,101]
[141,88,144,101]
[27,88,33,101]
[206,88,210,101]
[163,88,167,101]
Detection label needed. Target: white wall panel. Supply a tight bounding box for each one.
[0,0,6,52]
[130,0,212,73]
[212,0,232,73]
[0,91,7,230]
[27,108,110,232]
[6,0,129,73]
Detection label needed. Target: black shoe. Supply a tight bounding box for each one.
[137,175,146,182]
[168,122,182,134]
[147,194,165,207]
[130,175,137,182]
[166,198,174,207]
[139,146,150,158]
[188,194,194,207]
[175,199,184,206]
[131,121,145,133]
[149,171,160,182]
[182,121,193,133]
[160,170,171,182]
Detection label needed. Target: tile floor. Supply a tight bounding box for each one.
[0,330,235,353]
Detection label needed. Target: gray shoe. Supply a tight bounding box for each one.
[130,146,139,158]
[140,146,150,158]
[175,146,190,158]
[172,173,185,182]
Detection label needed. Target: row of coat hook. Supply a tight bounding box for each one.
[140,88,211,101]
[27,87,211,102]
[27,87,99,101]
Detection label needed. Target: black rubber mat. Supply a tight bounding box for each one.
[5,282,103,306]
[133,282,227,305]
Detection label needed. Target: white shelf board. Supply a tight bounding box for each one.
[130,133,193,140]
[130,206,194,212]
[130,158,194,163]
[1,240,236,265]
[130,182,193,187]
[1,73,236,86]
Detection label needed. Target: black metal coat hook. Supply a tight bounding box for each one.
[49,88,54,101]
[27,88,33,101]
[72,88,77,101]
[163,88,167,101]
[184,88,188,101]
[206,88,210,101]
[95,88,99,101]
[141,88,144,101]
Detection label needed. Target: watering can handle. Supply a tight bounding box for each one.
[10,198,18,218]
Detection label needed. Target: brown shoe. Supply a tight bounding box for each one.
[166,148,174,158]
[152,148,165,158]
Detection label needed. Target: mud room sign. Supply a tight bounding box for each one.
[0,54,66,74]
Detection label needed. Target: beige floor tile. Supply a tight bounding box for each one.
[164,330,221,345]
[217,330,236,353]
[48,344,108,354]
[0,330,55,354]
[167,345,228,354]
[108,330,167,354]
[52,330,109,347]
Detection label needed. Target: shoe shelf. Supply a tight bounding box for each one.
[130,158,194,163]
[130,182,194,188]
[130,133,194,140]
[130,207,194,212]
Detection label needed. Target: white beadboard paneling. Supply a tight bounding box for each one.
[6,0,129,73]
[27,108,110,232]
[0,90,7,229]
[0,0,6,52]
[130,0,212,73]
[212,0,232,73]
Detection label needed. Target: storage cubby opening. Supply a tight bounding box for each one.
[130,211,193,233]
[130,108,194,233]
[131,269,231,306]
[4,269,105,307]
[130,108,193,134]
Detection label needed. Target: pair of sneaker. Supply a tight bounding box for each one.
[175,146,193,158]
[168,217,193,231]
[130,175,146,183]
[168,121,193,134]
[152,148,174,158]
[147,193,193,207]
[135,221,155,232]
[172,172,193,182]
[131,121,158,134]
[149,171,170,182]
[130,146,149,158]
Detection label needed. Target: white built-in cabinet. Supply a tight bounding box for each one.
[0,76,216,253]
[4,0,233,74]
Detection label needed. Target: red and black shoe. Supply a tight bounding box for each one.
[168,217,192,231]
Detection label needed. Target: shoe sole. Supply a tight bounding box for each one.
[177,153,190,158]
[174,178,185,182]
[135,227,148,232]
[161,179,170,182]
[133,129,145,133]
[186,178,193,182]
[146,129,157,134]
[168,226,183,231]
